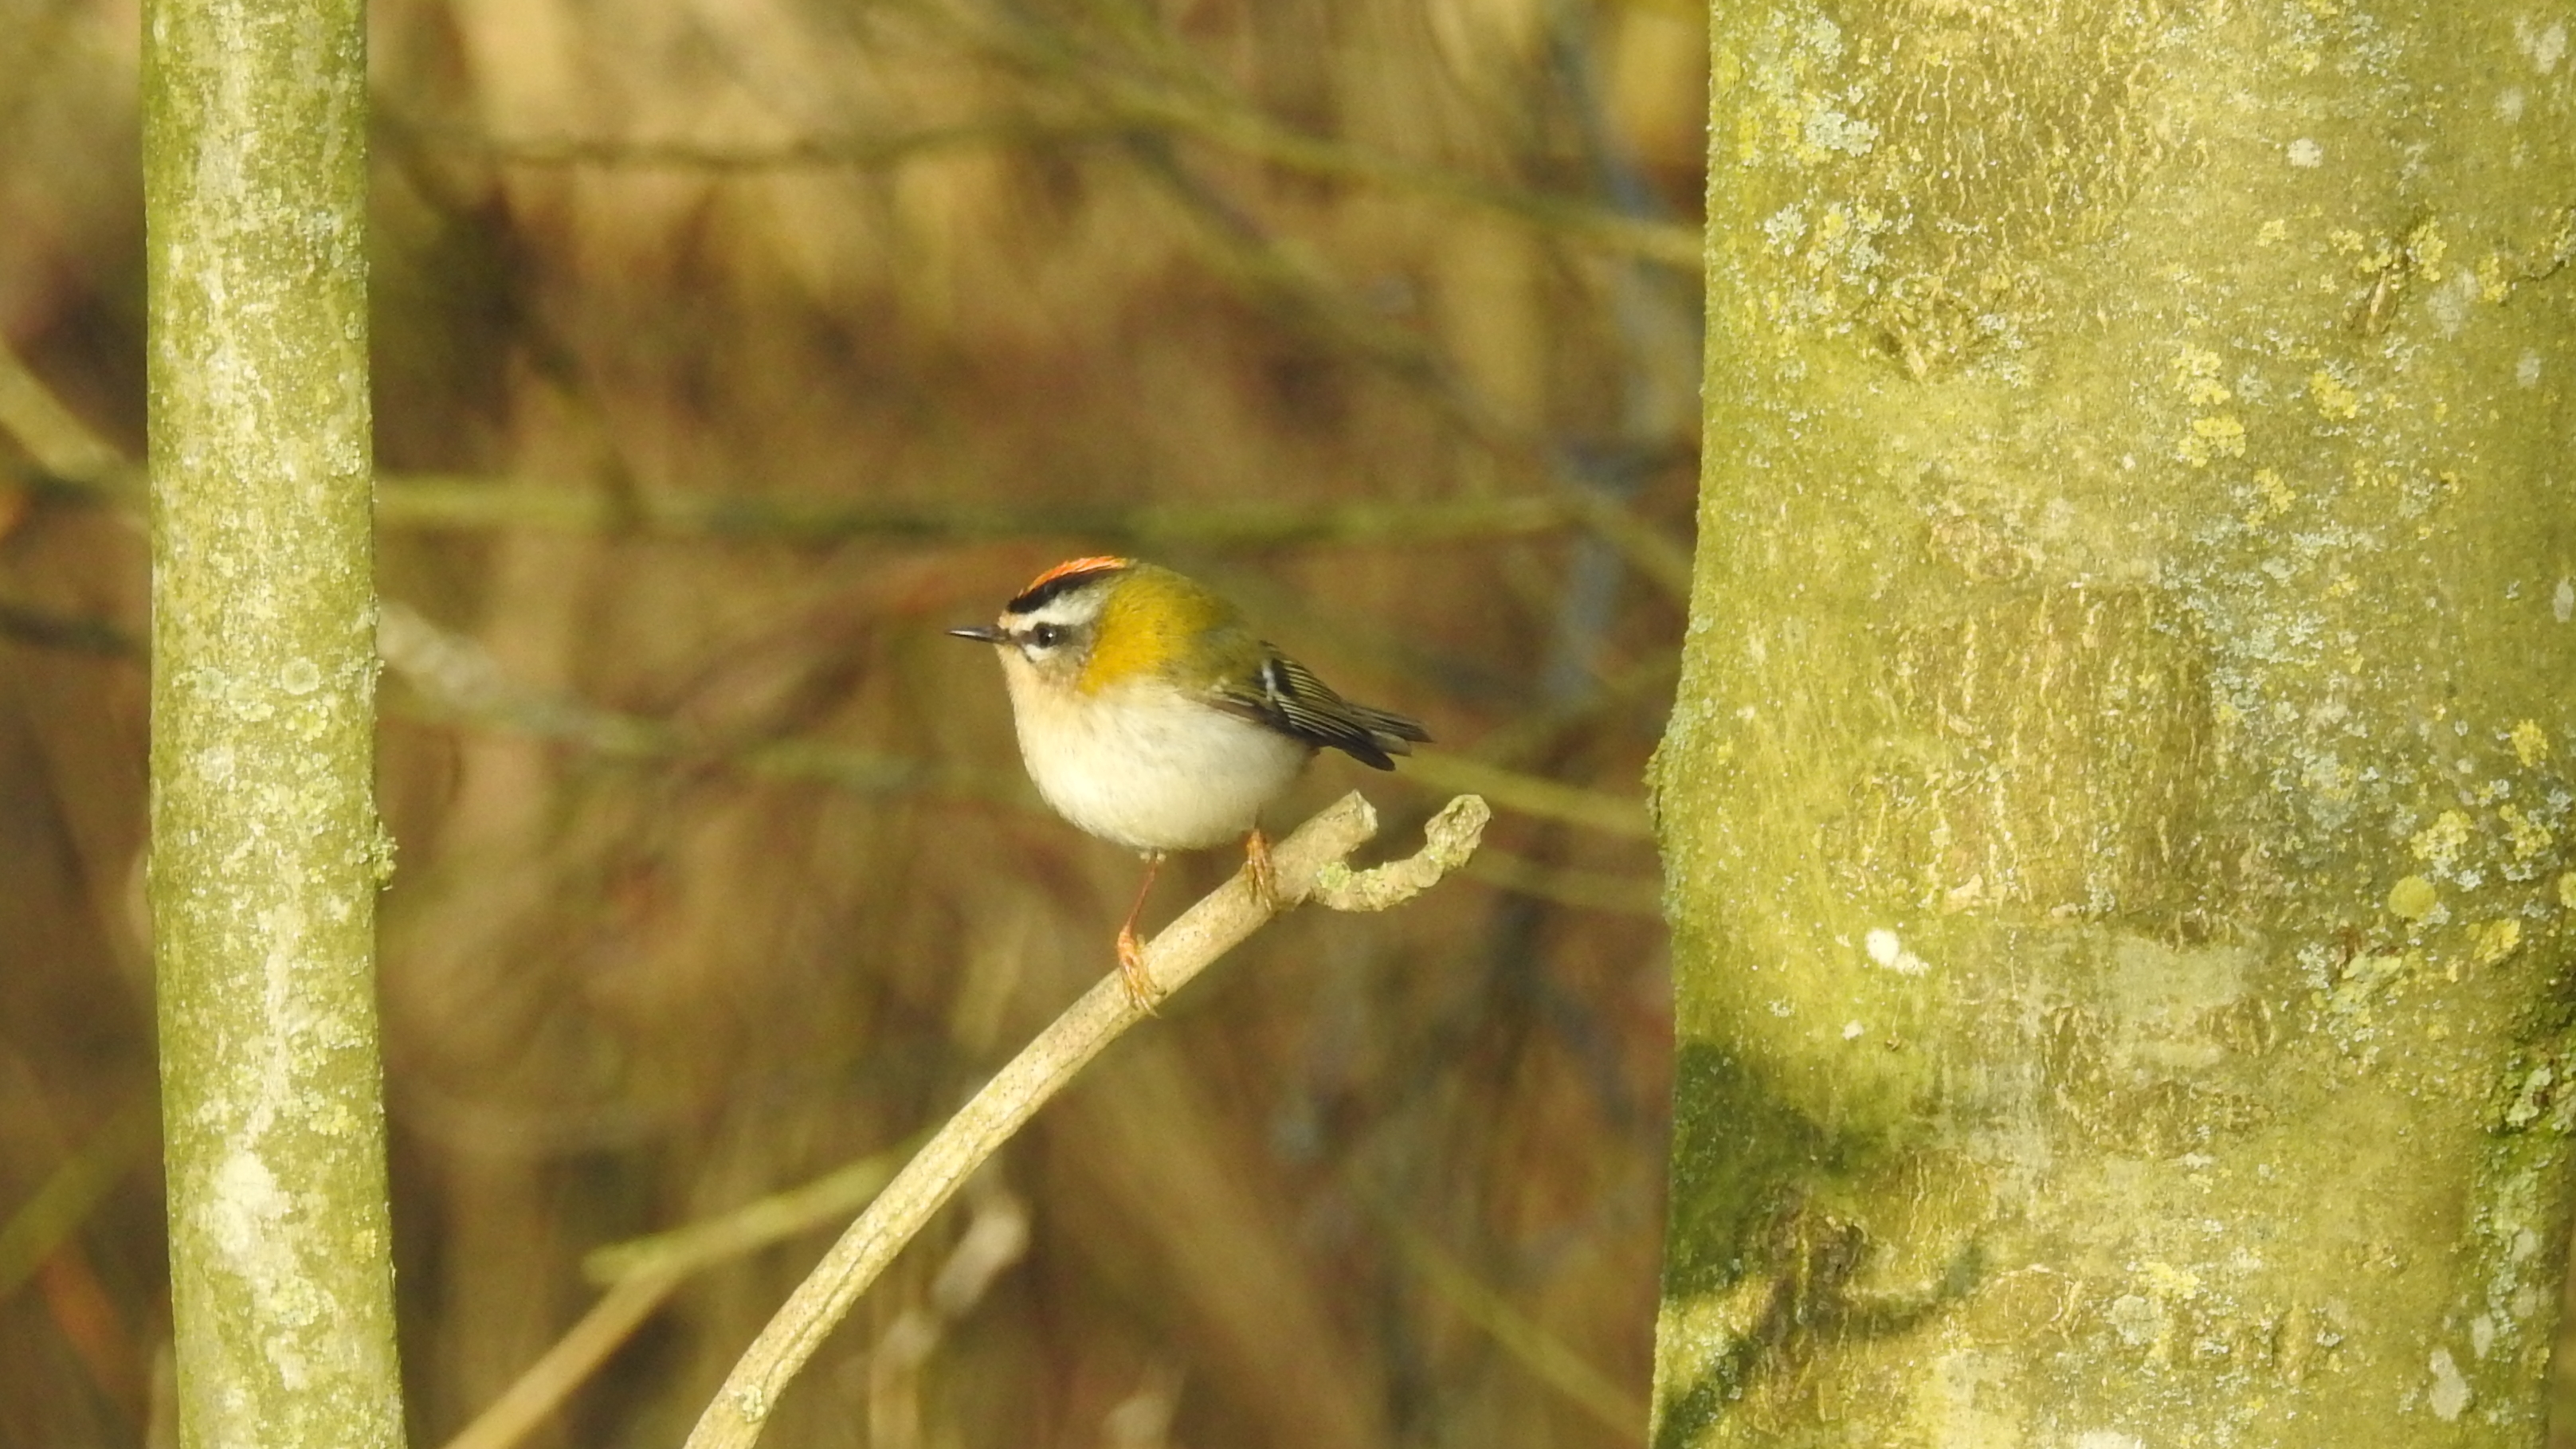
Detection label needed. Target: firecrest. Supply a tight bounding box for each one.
[951,555,1429,1005]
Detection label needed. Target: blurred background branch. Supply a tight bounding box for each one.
[438,1142,916,1449]
[0,0,1695,1439]
[390,101,1700,271]
[11,453,1582,546]
[0,1098,155,1301]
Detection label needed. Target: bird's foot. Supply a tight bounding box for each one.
[1116,924,1159,1014]
[1244,828,1280,913]
[1116,854,1164,1014]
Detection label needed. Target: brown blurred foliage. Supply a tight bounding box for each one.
[0,0,1702,1443]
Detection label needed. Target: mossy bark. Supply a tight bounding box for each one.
[143,0,406,1443]
[1653,2,2576,1444]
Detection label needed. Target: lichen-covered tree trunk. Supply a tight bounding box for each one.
[1652,2,2576,1444]
[144,0,406,1443]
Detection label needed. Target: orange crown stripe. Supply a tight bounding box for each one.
[1021,555,1131,592]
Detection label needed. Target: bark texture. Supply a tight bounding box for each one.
[1653,1,2576,1443]
[144,0,406,1442]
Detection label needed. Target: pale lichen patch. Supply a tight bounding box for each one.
[2465,921,2524,974]
[2514,16,2568,72]
[2500,805,2553,860]
[2307,368,2361,420]
[2241,468,2297,527]
[2510,719,2551,766]
[2386,875,2438,919]
[2501,1065,2567,1130]
[2174,344,2231,405]
[2427,1345,2472,1420]
[208,1149,288,1259]
[2182,413,2247,466]
[1864,928,1931,975]
[2408,811,2472,873]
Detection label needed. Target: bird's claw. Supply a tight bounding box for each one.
[1244,828,1280,913]
[1116,926,1159,1014]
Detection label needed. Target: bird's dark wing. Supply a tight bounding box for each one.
[1211,648,1431,770]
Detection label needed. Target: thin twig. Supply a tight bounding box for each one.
[378,601,1010,804]
[1400,750,1649,840]
[374,478,1572,547]
[437,1269,686,1449]
[0,528,1644,846]
[1368,1197,1647,1435]
[386,112,1106,173]
[1555,484,1696,603]
[2,352,1684,604]
[394,88,1696,269]
[436,1145,916,1449]
[0,1097,159,1300]
[0,596,143,658]
[865,1185,1030,1449]
[1464,655,1679,772]
[1108,134,1700,606]
[1458,849,1663,918]
[1066,70,1695,269]
[0,344,124,480]
[936,0,1699,271]
[4,457,1572,549]
[582,1146,915,1287]
[683,793,1490,1449]
[923,0,1704,606]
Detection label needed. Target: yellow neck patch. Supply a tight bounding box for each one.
[1078,564,1233,694]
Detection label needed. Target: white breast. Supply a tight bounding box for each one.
[1004,674,1312,852]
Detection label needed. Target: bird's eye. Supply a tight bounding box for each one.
[1027,623,1068,649]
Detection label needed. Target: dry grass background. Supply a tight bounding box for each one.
[0,0,1703,1443]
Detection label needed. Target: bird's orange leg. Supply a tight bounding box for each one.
[1115,853,1165,1011]
[1242,827,1279,913]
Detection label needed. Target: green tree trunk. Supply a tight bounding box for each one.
[1652,2,2576,1444]
[143,0,406,1442]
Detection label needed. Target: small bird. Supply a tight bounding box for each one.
[951,556,1430,1005]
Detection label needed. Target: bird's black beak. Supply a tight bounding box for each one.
[947,625,1006,644]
